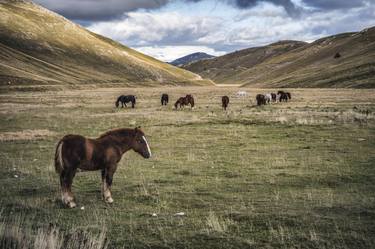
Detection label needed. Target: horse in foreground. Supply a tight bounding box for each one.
[161,93,169,106]
[54,127,151,208]
[222,96,229,110]
[174,94,195,109]
[115,95,136,108]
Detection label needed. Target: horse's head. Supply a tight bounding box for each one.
[131,127,151,159]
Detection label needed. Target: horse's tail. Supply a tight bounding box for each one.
[54,140,64,174]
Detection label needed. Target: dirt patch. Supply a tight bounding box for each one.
[0,129,57,141]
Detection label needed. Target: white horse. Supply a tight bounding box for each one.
[236,91,248,97]
[265,93,272,104]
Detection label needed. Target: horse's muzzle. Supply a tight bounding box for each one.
[143,151,151,159]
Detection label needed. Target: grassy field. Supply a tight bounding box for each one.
[0,86,374,249]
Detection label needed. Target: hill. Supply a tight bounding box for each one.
[183,29,375,88]
[0,0,211,87]
[170,52,215,66]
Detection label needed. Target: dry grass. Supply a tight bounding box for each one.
[0,86,374,249]
[0,129,57,141]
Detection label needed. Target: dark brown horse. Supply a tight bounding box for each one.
[161,93,169,106]
[186,94,195,108]
[115,95,136,108]
[256,94,266,106]
[222,96,229,110]
[54,127,151,208]
[174,97,188,109]
[174,95,195,109]
[271,93,277,102]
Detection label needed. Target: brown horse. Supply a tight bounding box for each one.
[174,97,188,109]
[54,127,151,208]
[222,96,229,110]
[174,95,195,109]
[185,94,195,108]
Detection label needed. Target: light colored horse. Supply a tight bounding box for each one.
[265,93,272,104]
[236,91,247,97]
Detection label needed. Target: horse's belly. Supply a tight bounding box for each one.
[78,161,102,171]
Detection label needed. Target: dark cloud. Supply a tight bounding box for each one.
[232,0,299,16]
[185,0,301,16]
[302,0,367,10]
[33,0,169,21]
[34,0,369,22]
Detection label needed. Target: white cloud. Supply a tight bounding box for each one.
[134,45,226,62]
[88,11,224,46]
[86,0,375,61]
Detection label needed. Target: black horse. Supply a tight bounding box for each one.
[115,95,136,108]
[256,94,266,106]
[161,94,169,106]
[278,92,289,102]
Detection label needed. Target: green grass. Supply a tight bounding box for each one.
[0,87,374,248]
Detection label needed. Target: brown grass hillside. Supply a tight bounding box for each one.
[183,28,375,88]
[0,0,211,87]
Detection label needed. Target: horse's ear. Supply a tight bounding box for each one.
[134,126,141,133]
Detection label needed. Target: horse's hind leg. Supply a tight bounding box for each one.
[60,169,77,208]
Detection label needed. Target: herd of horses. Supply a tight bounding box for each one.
[256,91,291,106]
[115,90,292,110]
[56,90,292,208]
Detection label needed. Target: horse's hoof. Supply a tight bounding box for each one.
[105,197,114,204]
[67,201,77,208]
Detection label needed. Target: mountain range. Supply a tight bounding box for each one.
[170,52,215,66]
[183,29,375,88]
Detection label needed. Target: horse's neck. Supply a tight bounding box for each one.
[100,135,132,154]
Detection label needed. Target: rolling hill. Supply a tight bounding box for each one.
[183,29,375,88]
[0,0,211,87]
[170,52,215,66]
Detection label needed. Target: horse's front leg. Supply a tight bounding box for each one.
[101,166,117,204]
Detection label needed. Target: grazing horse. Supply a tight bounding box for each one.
[265,94,272,104]
[279,92,289,102]
[222,96,229,110]
[271,93,277,102]
[174,97,188,109]
[161,93,169,106]
[115,95,136,108]
[236,91,247,97]
[54,127,151,208]
[174,95,195,109]
[256,94,266,106]
[186,94,195,108]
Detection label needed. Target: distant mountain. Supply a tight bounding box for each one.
[170,52,215,66]
[0,0,212,87]
[183,29,375,88]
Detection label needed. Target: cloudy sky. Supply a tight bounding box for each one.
[34,0,375,62]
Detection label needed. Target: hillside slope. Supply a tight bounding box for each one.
[183,29,375,88]
[170,52,215,66]
[0,0,210,86]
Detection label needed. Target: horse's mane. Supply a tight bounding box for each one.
[98,128,134,139]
